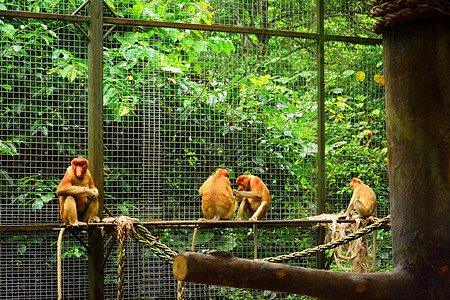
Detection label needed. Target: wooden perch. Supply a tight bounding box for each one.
[173,250,413,299]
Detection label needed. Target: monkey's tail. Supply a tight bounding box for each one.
[57,227,67,300]
[191,227,198,251]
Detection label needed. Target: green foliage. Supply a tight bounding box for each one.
[1,3,391,295]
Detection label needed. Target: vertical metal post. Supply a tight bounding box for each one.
[316,0,326,269]
[88,0,104,298]
[253,224,258,260]
[372,231,376,272]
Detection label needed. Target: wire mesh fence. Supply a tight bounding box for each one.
[1,0,390,299]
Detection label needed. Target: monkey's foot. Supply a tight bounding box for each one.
[69,221,87,227]
[90,216,101,223]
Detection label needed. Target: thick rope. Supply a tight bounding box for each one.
[103,216,136,300]
[261,215,390,263]
[370,0,450,33]
[177,280,186,300]
[117,229,125,300]
[103,217,185,299]
[131,221,178,263]
[130,221,185,300]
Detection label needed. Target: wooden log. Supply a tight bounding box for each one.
[173,251,412,299]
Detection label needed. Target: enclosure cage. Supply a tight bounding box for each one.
[0,0,391,299]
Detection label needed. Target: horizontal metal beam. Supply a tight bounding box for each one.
[103,17,321,39]
[0,9,89,23]
[103,17,382,44]
[0,10,381,45]
[0,218,367,232]
[0,224,57,231]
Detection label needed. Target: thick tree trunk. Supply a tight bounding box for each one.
[173,15,450,300]
[383,15,450,298]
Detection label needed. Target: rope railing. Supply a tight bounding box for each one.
[261,215,391,263]
[101,215,391,300]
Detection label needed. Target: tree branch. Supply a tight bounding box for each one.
[173,251,414,300]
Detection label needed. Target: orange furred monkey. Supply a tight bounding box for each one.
[192,168,238,250]
[56,158,99,226]
[199,168,238,220]
[234,175,270,221]
[345,178,376,218]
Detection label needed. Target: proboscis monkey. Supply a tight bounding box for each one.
[191,168,238,251]
[345,178,376,218]
[56,158,99,300]
[56,157,99,226]
[234,175,270,221]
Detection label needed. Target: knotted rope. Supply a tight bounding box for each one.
[261,215,391,263]
[131,221,178,263]
[103,216,137,300]
[370,0,450,33]
[103,217,184,300]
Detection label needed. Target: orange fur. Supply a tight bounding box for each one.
[56,158,99,225]
[345,178,376,218]
[235,175,270,221]
[199,168,237,220]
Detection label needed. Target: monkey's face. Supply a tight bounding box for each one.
[236,176,250,191]
[349,178,362,190]
[72,158,88,178]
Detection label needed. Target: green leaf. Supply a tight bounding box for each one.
[193,41,208,52]
[32,199,44,211]
[41,193,55,203]
[162,66,183,74]
[18,243,27,255]
[249,75,271,86]
[62,65,77,82]
[217,235,237,251]
[131,3,144,17]
[299,71,314,78]
[1,24,16,38]
[343,70,355,77]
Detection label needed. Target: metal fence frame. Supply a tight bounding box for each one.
[0,0,383,298]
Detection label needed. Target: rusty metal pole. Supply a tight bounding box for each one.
[88,0,104,298]
[316,0,326,270]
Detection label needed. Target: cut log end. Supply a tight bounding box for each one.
[173,255,188,281]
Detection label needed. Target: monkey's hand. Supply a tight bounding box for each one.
[85,188,98,199]
[233,189,243,200]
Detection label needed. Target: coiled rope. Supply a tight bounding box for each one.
[370,0,450,33]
